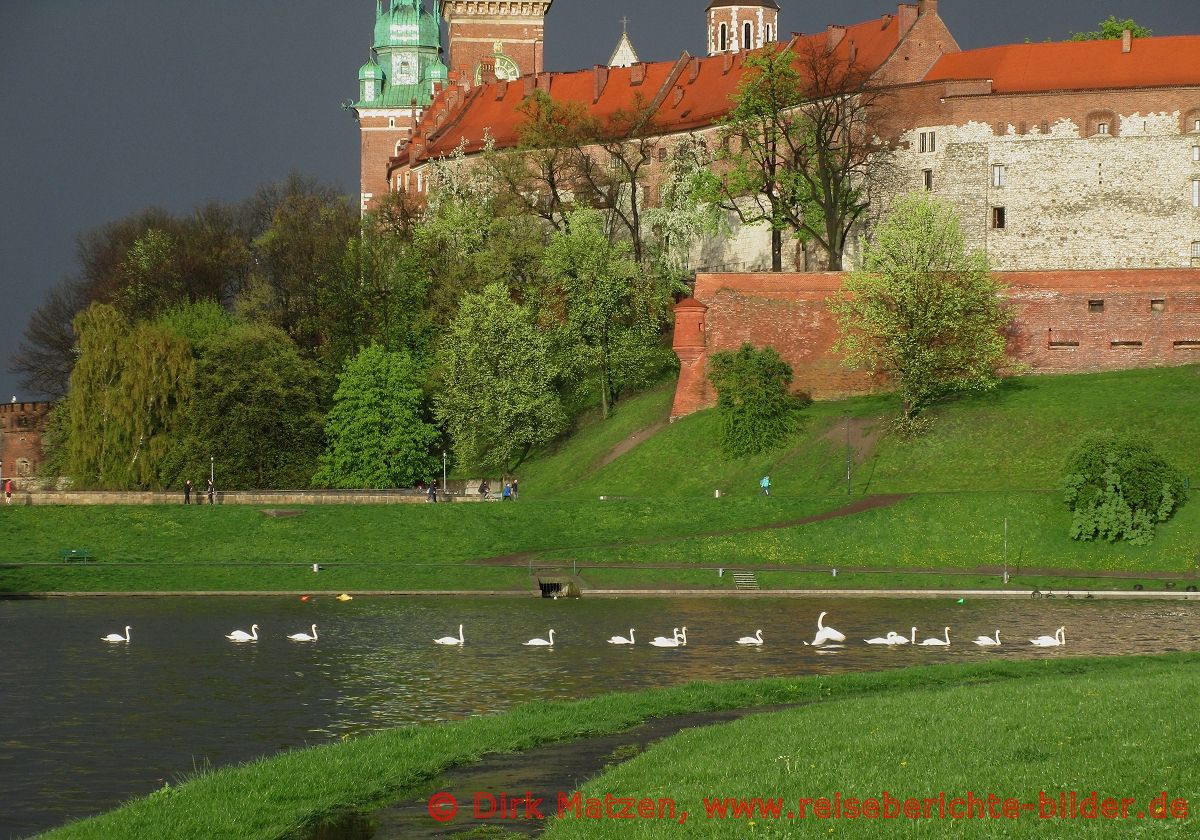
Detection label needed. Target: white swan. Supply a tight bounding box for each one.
[226,624,258,642]
[973,630,1001,647]
[287,624,318,642]
[102,626,131,643]
[865,631,900,645]
[807,611,846,646]
[524,629,556,646]
[650,627,687,648]
[919,627,950,646]
[1030,626,1066,647]
[650,627,680,646]
[434,624,465,646]
[607,629,635,645]
[891,627,916,645]
[736,629,764,645]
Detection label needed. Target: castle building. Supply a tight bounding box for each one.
[706,0,780,56]
[353,1,1200,413]
[0,401,52,486]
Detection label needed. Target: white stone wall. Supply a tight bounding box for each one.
[890,115,1200,270]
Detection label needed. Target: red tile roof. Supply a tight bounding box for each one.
[926,36,1200,94]
[404,12,907,167]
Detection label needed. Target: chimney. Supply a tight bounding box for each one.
[917,0,937,16]
[826,24,846,51]
[881,13,893,30]
[536,71,551,92]
[897,4,917,34]
[523,75,536,96]
[722,51,733,74]
[630,62,646,85]
[1122,29,1132,53]
[688,56,701,84]
[593,64,609,102]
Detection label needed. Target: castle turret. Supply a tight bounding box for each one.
[707,0,779,56]
[442,1,552,87]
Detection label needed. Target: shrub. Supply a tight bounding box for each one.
[1062,431,1186,545]
[708,343,808,458]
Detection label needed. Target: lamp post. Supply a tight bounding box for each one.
[210,455,214,486]
[442,451,447,498]
[844,413,852,496]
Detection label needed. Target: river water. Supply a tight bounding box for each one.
[2,595,1197,838]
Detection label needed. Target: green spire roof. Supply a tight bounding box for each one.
[358,57,382,80]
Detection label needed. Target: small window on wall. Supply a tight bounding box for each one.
[1096,122,1110,135]
[1111,340,1144,348]
[719,23,728,52]
[1193,178,1200,208]
[744,21,752,49]
[1193,146,1200,162]
[1151,299,1166,313]
[1192,241,1200,258]
[1088,300,1105,313]
[1194,119,1200,132]
[992,207,1006,229]
[919,131,936,153]
[992,164,1006,188]
[923,169,933,191]
[765,24,773,42]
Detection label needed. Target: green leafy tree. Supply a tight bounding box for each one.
[708,343,807,458]
[1063,432,1185,546]
[692,44,889,271]
[313,345,439,488]
[830,193,1011,424]
[435,284,567,473]
[63,304,193,489]
[543,209,667,419]
[1070,16,1151,41]
[184,324,324,489]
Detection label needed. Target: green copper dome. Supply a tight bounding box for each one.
[358,57,382,80]
[373,0,439,49]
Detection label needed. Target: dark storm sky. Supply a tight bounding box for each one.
[2,0,1198,400]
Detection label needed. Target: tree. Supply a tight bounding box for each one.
[830,194,1011,424]
[1063,432,1185,546]
[542,209,645,419]
[693,43,891,271]
[1070,16,1151,41]
[9,277,89,398]
[435,284,567,473]
[184,324,324,489]
[62,304,193,489]
[313,345,440,488]
[644,134,723,279]
[708,343,807,457]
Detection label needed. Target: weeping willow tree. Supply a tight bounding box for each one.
[64,303,194,488]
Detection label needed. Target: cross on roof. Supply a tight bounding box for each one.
[620,16,629,33]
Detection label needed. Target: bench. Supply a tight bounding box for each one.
[60,549,95,563]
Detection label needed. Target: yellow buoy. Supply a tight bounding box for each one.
[336,593,353,602]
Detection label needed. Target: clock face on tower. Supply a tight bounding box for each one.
[494,54,520,81]
[392,52,418,85]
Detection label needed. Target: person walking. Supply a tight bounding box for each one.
[759,475,771,496]
[502,482,512,501]
[184,479,192,504]
[206,477,215,505]
[478,480,489,499]
[511,477,519,501]
[428,481,438,503]
[3,478,12,505]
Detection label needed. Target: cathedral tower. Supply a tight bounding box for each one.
[441,1,552,87]
[351,1,449,213]
[707,1,779,56]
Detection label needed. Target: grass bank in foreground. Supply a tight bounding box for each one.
[40,654,1199,840]
[544,655,1200,839]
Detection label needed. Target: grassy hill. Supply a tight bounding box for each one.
[3,366,1197,593]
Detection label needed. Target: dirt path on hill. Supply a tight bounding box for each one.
[475,493,909,566]
[594,418,669,469]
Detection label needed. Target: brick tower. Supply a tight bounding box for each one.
[351,1,449,213]
[707,0,779,56]
[441,1,552,87]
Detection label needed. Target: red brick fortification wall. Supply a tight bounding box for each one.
[0,401,52,481]
[670,270,1200,419]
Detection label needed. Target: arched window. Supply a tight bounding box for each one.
[719,23,727,52]
[743,21,753,49]
[765,24,773,42]
[16,458,31,478]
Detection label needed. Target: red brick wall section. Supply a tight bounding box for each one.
[0,402,52,484]
[670,270,1200,419]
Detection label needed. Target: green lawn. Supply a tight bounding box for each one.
[542,657,1200,838]
[39,654,1198,840]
